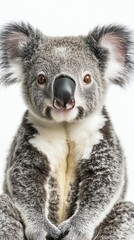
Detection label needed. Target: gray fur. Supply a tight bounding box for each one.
[0,22,134,240]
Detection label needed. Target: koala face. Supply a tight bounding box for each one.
[22,36,104,122]
[0,23,133,123]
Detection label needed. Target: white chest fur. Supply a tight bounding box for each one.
[30,124,68,173]
[29,110,105,223]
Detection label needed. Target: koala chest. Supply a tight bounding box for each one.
[30,125,79,224]
[47,140,78,224]
[48,142,78,224]
[29,113,105,224]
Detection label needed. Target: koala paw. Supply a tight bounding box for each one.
[25,220,61,240]
[25,228,47,240]
[59,218,94,240]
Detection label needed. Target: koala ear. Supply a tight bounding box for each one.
[88,25,133,87]
[0,22,41,85]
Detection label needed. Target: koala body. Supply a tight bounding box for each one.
[0,23,134,240]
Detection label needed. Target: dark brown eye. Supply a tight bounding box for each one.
[83,74,92,84]
[37,74,47,86]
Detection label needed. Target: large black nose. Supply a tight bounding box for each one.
[53,76,76,110]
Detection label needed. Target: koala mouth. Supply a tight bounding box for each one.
[45,105,85,123]
[50,106,78,123]
[53,99,75,111]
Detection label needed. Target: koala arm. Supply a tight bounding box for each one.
[60,138,124,240]
[5,116,60,240]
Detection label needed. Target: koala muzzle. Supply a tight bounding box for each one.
[53,76,76,110]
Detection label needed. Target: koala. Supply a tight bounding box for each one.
[0,22,134,240]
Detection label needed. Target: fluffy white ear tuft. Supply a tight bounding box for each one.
[6,31,29,61]
[89,25,133,86]
[100,33,126,83]
[0,22,40,85]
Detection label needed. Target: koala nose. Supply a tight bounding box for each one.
[53,76,76,110]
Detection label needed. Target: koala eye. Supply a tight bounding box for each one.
[37,73,47,86]
[83,74,92,84]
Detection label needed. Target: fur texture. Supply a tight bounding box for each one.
[0,22,134,240]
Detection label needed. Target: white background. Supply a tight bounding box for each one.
[0,0,134,202]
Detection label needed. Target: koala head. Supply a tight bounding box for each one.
[0,23,133,123]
